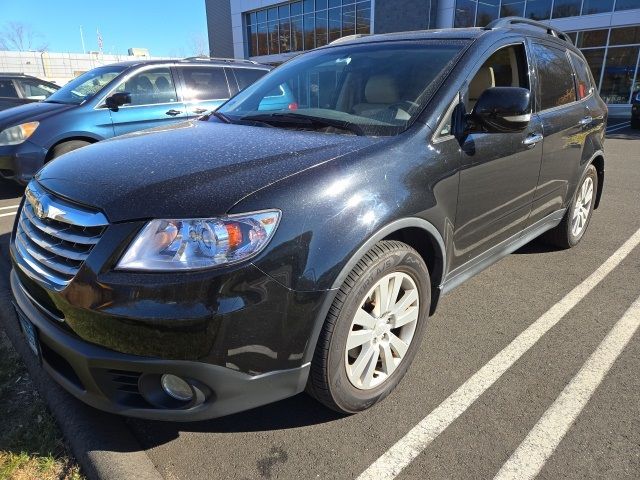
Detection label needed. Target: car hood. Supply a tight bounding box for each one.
[0,101,74,129]
[37,120,384,222]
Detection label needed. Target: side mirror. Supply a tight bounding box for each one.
[472,87,531,133]
[105,92,132,110]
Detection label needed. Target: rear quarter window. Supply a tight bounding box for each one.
[233,68,269,90]
[569,52,594,100]
[532,43,577,110]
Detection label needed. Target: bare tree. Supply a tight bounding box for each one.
[187,33,209,57]
[0,22,49,51]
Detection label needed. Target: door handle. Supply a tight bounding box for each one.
[165,109,182,116]
[192,108,208,114]
[523,133,543,147]
[579,116,593,126]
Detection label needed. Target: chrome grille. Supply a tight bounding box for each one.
[14,182,108,289]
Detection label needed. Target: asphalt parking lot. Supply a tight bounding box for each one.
[0,125,639,480]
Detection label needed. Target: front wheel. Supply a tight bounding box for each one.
[50,140,91,160]
[544,164,598,249]
[307,241,430,414]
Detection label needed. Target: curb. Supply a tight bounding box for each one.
[0,248,163,480]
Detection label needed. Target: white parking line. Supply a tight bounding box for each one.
[606,122,631,133]
[0,204,20,210]
[0,212,17,218]
[494,295,640,480]
[357,227,640,480]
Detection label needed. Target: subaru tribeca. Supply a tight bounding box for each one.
[10,18,607,421]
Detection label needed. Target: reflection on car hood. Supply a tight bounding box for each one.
[0,101,74,129]
[37,121,383,222]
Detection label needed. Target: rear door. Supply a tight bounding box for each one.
[177,66,232,118]
[527,41,585,225]
[108,66,186,136]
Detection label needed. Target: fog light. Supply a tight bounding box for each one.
[160,374,193,401]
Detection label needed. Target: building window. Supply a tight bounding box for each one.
[616,0,640,11]
[525,0,552,20]
[454,0,640,27]
[552,0,581,18]
[567,25,640,104]
[245,0,371,57]
[582,0,614,15]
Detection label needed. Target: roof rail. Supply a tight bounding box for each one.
[181,56,260,65]
[484,17,573,44]
[329,34,370,45]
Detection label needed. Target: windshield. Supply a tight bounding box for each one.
[217,41,466,136]
[46,65,126,105]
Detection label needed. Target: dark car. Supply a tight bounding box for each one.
[0,73,59,112]
[632,85,639,129]
[10,18,606,421]
[0,57,270,184]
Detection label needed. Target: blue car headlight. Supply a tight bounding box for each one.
[0,122,39,146]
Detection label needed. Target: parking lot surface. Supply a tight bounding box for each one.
[0,127,638,480]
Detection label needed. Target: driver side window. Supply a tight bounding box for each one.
[466,44,529,111]
[114,68,178,106]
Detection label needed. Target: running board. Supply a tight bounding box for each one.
[440,209,566,296]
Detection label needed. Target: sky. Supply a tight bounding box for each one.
[0,0,209,57]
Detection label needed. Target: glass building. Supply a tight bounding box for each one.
[205,0,640,113]
[450,1,640,107]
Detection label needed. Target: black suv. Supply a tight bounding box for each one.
[10,18,607,421]
[0,73,59,111]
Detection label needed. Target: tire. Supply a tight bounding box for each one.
[50,140,91,160]
[544,164,598,249]
[307,240,431,414]
[631,117,640,130]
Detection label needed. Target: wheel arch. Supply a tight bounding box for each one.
[45,136,100,162]
[590,153,604,210]
[302,218,447,366]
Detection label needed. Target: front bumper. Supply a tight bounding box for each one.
[11,269,310,421]
[0,141,47,184]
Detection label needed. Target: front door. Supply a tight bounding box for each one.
[109,67,186,136]
[452,42,543,269]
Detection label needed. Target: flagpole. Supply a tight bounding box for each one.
[80,26,86,53]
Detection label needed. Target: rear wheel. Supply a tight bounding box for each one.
[307,240,430,414]
[50,140,91,160]
[544,164,598,249]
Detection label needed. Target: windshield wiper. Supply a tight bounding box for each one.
[44,99,75,105]
[207,110,231,123]
[240,112,365,136]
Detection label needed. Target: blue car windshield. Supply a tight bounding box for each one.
[45,65,127,105]
[216,41,467,136]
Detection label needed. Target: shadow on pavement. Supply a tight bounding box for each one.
[0,179,24,200]
[129,392,346,447]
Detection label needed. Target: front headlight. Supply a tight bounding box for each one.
[117,210,281,271]
[0,122,39,146]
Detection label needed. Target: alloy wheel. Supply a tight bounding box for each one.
[344,272,419,390]
[571,176,594,237]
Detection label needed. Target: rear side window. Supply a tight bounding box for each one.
[569,52,594,100]
[0,79,18,98]
[532,43,577,110]
[181,67,230,101]
[18,79,57,99]
[233,68,268,90]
